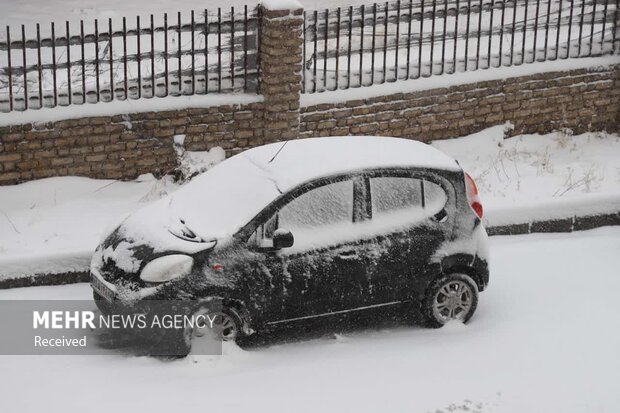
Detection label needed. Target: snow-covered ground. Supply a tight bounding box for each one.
[432,125,620,226]
[1,227,619,412]
[1,126,618,279]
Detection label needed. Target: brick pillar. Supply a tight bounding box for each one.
[258,2,304,142]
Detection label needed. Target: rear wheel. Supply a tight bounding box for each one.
[422,273,479,328]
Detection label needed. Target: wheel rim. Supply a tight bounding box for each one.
[432,280,474,323]
[193,311,238,342]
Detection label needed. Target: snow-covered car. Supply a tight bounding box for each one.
[90,136,489,355]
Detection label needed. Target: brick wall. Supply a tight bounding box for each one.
[300,64,620,141]
[0,102,264,184]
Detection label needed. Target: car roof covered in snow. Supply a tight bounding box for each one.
[245,136,460,189]
[166,136,461,239]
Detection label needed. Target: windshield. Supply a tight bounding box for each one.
[168,153,281,240]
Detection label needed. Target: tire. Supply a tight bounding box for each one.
[422,273,479,328]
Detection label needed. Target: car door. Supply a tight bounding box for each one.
[248,177,369,322]
[362,172,451,304]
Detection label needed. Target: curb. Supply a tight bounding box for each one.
[1,212,618,290]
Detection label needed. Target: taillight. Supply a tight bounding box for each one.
[464,172,483,219]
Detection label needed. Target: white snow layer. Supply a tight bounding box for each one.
[0,227,619,413]
[260,0,303,11]
[431,126,620,226]
[0,93,263,127]
[1,129,619,279]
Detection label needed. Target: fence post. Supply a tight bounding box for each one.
[258,1,304,142]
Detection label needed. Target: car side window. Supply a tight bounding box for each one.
[255,179,354,249]
[370,176,447,226]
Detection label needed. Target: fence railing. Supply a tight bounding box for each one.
[0,6,259,113]
[302,0,619,93]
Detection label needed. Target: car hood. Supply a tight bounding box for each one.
[91,199,218,283]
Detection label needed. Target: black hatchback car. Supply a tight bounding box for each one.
[91,136,489,355]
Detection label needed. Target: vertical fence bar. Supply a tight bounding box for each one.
[454,0,460,73]
[204,10,209,94]
[323,9,329,90]
[406,0,413,78]
[534,0,541,61]
[51,23,57,106]
[395,1,400,81]
[488,0,495,68]
[177,12,182,93]
[522,0,529,63]
[335,7,341,90]
[109,18,113,101]
[359,5,365,86]
[164,13,169,96]
[231,7,235,91]
[314,10,318,92]
[601,0,609,53]
[382,2,388,83]
[510,0,517,64]
[137,16,142,98]
[464,0,471,70]
[372,4,377,84]
[123,17,128,98]
[244,6,248,92]
[65,21,71,105]
[95,20,100,102]
[21,25,28,109]
[80,21,86,102]
[566,0,574,58]
[302,12,306,93]
[441,0,447,74]
[476,0,483,69]
[217,8,222,93]
[418,0,424,78]
[613,0,619,53]
[37,23,43,106]
[150,15,155,96]
[555,0,563,59]
[498,0,505,65]
[430,0,436,75]
[440,0,448,74]
[544,0,551,60]
[577,0,585,56]
[191,11,195,94]
[6,26,13,111]
[347,6,353,87]
[588,0,596,55]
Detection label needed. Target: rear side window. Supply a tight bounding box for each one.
[370,176,447,224]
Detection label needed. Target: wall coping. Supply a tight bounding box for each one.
[300,55,620,107]
[0,93,264,128]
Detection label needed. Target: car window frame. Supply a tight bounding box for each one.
[236,173,361,247]
[234,168,456,245]
[361,168,455,228]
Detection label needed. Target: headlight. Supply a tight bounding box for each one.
[140,255,194,283]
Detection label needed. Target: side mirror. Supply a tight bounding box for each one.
[273,228,294,249]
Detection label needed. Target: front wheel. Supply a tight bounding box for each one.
[422,273,479,328]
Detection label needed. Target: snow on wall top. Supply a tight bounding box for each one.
[162,136,460,240]
[260,0,303,11]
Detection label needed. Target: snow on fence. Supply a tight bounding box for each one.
[302,0,619,93]
[0,6,259,113]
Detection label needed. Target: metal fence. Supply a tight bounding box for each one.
[303,0,619,93]
[0,6,259,113]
